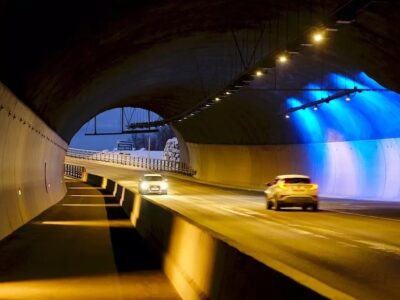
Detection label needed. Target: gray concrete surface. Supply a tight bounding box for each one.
[67,158,400,300]
[0,178,180,300]
[0,83,67,241]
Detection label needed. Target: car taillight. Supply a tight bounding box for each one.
[309,184,318,191]
[278,181,288,190]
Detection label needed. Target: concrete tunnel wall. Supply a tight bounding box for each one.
[0,83,67,240]
[187,140,400,201]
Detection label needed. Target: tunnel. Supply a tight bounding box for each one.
[0,1,399,299]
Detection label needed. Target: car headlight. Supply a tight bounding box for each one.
[160,182,168,190]
[140,182,149,190]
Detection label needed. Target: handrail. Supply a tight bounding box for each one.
[64,163,86,179]
[66,148,196,176]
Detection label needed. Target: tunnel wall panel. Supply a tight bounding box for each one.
[188,141,400,201]
[0,83,67,240]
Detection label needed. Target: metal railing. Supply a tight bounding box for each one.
[66,148,196,176]
[64,163,86,179]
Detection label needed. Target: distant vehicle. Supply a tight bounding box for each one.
[139,173,168,195]
[264,174,318,211]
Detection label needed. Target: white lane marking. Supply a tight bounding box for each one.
[149,193,400,255]
[289,228,328,239]
[337,241,359,248]
[68,194,115,198]
[68,187,102,190]
[325,209,400,223]
[355,240,400,256]
[211,206,251,217]
[298,226,347,238]
[211,206,333,240]
[234,209,400,255]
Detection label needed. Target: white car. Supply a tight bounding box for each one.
[138,174,168,195]
[264,174,318,211]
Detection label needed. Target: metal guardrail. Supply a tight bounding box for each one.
[66,148,196,176]
[64,163,86,179]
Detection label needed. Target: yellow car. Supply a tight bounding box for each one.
[265,174,318,211]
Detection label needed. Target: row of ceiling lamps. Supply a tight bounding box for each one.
[176,28,333,123]
[284,94,352,119]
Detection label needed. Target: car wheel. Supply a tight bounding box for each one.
[274,200,280,211]
[266,201,272,210]
[312,204,319,211]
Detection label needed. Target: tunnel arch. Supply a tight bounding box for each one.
[0,0,399,239]
[69,106,190,164]
[1,0,399,145]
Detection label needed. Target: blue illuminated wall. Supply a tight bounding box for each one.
[286,72,400,143]
[285,72,400,200]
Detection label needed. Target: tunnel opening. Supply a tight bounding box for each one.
[69,107,186,163]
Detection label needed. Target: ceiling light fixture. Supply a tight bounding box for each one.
[326,27,338,32]
[278,54,288,64]
[312,32,324,43]
[283,88,361,116]
[336,19,355,25]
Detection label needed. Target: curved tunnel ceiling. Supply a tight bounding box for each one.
[0,0,399,144]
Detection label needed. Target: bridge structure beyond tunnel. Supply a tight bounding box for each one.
[0,0,400,299]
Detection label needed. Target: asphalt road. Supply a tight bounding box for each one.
[66,158,400,300]
[0,178,180,300]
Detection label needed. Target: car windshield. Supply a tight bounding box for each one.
[143,176,163,181]
[282,178,311,184]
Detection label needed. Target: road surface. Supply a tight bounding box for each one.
[65,158,400,300]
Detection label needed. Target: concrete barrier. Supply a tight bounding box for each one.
[0,83,67,241]
[105,179,116,194]
[83,172,327,300]
[85,173,104,187]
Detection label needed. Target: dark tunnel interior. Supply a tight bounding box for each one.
[1,0,399,144]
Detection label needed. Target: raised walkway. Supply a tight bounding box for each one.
[0,178,179,300]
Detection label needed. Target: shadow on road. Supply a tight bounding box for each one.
[0,180,162,282]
